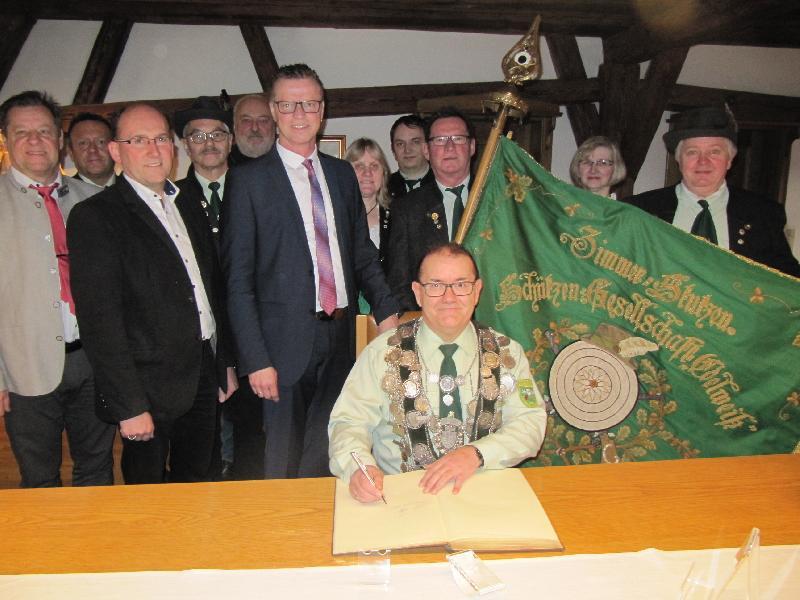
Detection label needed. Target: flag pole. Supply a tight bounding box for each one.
[454,91,528,244]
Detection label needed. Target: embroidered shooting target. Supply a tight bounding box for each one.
[548,340,638,431]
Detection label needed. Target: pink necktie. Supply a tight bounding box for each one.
[302,159,337,315]
[32,183,75,314]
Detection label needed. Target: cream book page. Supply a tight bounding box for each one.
[333,470,446,555]
[438,468,563,551]
[333,469,562,554]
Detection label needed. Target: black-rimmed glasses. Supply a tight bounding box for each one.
[419,281,476,297]
[273,100,322,114]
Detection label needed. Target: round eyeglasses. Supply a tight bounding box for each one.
[186,131,230,144]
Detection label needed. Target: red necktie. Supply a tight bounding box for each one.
[32,183,75,314]
[302,159,337,315]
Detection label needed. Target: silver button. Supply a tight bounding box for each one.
[45,234,52,242]
[50,268,57,274]
[56,335,64,342]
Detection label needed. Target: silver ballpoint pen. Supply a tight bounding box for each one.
[350,451,387,504]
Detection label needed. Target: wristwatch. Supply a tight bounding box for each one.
[471,445,485,468]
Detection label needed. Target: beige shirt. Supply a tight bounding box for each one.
[328,319,547,480]
[0,172,98,395]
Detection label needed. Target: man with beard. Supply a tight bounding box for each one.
[229,94,276,167]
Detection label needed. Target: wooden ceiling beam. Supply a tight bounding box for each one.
[668,84,800,126]
[623,46,688,181]
[604,1,798,63]
[598,61,638,144]
[0,16,36,94]
[2,1,638,35]
[73,19,133,105]
[545,32,599,145]
[59,79,600,125]
[239,24,279,93]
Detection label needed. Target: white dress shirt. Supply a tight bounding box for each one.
[124,174,216,341]
[673,182,730,249]
[436,175,471,240]
[194,170,227,206]
[276,142,348,311]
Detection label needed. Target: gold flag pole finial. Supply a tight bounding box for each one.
[454,16,541,244]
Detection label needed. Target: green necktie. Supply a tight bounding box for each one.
[208,181,222,224]
[690,199,718,244]
[438,343,462,421]
[446,185,465,241]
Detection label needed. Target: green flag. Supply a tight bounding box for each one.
[464,137,800,465]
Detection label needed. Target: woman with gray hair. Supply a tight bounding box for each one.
[345,138,392,258]
[569,136,627,199]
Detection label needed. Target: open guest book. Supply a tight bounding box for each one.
[332,468,563,555]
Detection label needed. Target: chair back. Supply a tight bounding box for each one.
[355,312,421,357]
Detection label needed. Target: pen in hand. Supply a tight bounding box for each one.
[350,451,387,504]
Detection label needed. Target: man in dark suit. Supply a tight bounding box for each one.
[386,114,435,201]
[385,107,477,311]
[66,112,116,189]
[67,103,237,484]
[175,96,234,239]
[626,106,799,277]
[222,64,399,479]
[174,96,265,480]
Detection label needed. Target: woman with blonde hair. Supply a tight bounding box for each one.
[345,138,393,314]
[569,136,627,198]
[345,138,392,259]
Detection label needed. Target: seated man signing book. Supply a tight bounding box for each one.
[328,243,546,502]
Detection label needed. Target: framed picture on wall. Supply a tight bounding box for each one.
[319,135,346,158]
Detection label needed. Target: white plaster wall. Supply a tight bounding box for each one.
[1,21,797,236]
[785,139,800,259]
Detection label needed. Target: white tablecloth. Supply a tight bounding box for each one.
[1,545,798,599]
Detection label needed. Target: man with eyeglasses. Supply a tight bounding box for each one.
[0,90,115,488]
[387,114,435,201]
[223,63,399,479]
[67,103,238,484]
[66,112,117,188]
[173,96,262,481]
[174,96,235,240]
[329,242,546,501]
[385,107,477,311]
[229,93,276,167]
